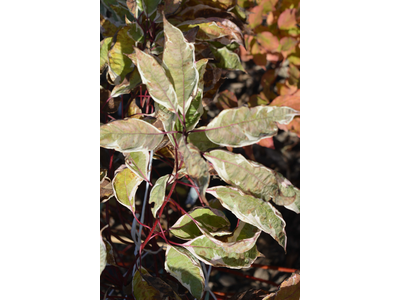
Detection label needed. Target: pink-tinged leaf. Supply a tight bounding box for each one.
[216,90,238,110]
[276,82,298,96]
[277,8,297,30]
[204,106,298,147]
[208,186,287,250]
[270,89,300,136]
[257,32,279,52]
[100,118,165,152]
[257,137,275,149]
[279,37,298,58]
[189,0,237,10]
[100,176,113,203]
[110,67,142,97]
[248,5,263,29]
[163,17,198,114]
[112,165,143,213]
[204,150,299,206]
[134,47,180,113]
[178,17,243,46]
[270,89,300,110]
[263,272,300,299]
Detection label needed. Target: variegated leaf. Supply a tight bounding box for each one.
[187,128,219,152]
[204,150,299,206]
[112,165,143,212]
[100,118,165,152]
[183,234,261,269]
[124,150,149,180]
[135,48,180,114]
[284,188,300,214]
[170,206,230,240]
[204,106,298,147]
[165,246,205,299]
[149,174,170,218]
[208,186,287,250]
[163,17,199,114]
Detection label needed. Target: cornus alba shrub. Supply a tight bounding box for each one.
[100,1,300,299]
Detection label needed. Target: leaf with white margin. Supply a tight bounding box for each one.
[165,245,205,299]
[187,217,262,254]
[135,47,179,114]
[112,165,143,213]
[284,188,300,214]
[100,118,165,152]
[170,206,230,240]
[207,186,287,250]
[204,150,299,206]
[163,17,199,114]
[183,234,261,269]
[204,105,299,147]
[178,139,210,202]
[132,267,163,300]
[149,174,169,218]
[124,150,149,180]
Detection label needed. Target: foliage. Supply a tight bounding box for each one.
[100,0,300,299]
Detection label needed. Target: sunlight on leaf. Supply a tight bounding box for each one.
[100,118,165,152]
[204,150,299,206]
[208,186,287,250]
[149,174,169,218]
[112,165,143,213]
[165,245,205,299]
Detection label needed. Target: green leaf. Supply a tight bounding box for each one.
[187,128,219,152]
[110,67,142,97]
[100,118,165,152]
[124,150,149,180]
[136,0,161,17]
[165,246,205,299]
[108,22,144,84]
[170,207,231,240]
[183,234,261,269]
[149,174,170,218]
[135,48,180,114]
[100,37,113,74]
[132,267,163,299]
[210,45,245,71]
[204,150,299,206]
[163,17,199,114]
[178,139,210,202]
[204,105,298,147]
[101,0,130,26]
[208,186,287,250]
[112,166,144,212]
[175,90,203,135]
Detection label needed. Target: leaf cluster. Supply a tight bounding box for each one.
[100,1,300,299]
